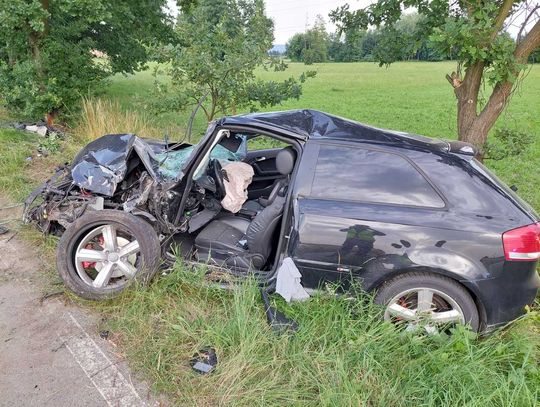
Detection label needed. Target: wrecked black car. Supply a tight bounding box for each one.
[25,110,540,333]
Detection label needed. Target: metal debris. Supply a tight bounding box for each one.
[190,347,218,374]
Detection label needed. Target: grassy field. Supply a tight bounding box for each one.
[107,61,540,209]
[1,61,539,406]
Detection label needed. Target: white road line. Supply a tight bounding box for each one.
[58,312,149,407]
[4,232,154,406]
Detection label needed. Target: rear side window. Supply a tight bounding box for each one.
[247,134,289,150]
[311,144,445,208]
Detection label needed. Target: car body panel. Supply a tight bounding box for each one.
[24,110,540,329]
[286,134,538,328]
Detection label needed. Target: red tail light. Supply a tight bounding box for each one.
[502,223,540,261]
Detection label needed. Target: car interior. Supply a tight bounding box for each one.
[170,130,299,273]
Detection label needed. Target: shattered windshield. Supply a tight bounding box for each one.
[155,133,247,180]
[154,147,196,180]
[69,121,247,196]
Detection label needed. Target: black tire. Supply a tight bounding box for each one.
[374,271,480,332]
[56,210,161,300]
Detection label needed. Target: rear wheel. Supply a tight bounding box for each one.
[56,210,161,300]
[374,272,480,333]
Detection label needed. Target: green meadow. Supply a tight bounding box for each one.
[0,61,539,406]
[107,61,540,209]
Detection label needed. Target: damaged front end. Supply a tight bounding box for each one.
[23,133,194,235]
[23,165,99,234]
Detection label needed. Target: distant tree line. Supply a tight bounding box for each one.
[286,14,539,65]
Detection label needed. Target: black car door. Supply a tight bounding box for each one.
[287,140,446,291]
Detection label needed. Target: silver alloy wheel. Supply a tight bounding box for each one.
[384,287,465,334]
[74,224,140,289]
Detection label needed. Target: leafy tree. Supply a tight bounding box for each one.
[361,31,380,61]
[0,0,174,124]
[303,16,330,64]
[290,12,449,63]
[331,1,540,158]
[345,32,368,61]
[373,15,439,63]
[286,33,306,62]
[328,32,366,62]
[328,33,348,61]
[374,26,411,64]
[155,0,315,122]
[285,15,330,64]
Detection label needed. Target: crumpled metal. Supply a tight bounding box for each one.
[70,133,247,196]
[70,134,192,196]
[71,134,136,196]
[221,109,447,151]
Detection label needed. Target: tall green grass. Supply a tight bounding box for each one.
[77,98,160,143]
[0,128,39,200]
[101,262,539,406]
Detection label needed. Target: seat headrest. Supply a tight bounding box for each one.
[276,147,296,175]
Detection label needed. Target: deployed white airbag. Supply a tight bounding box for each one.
[221,162,254,213]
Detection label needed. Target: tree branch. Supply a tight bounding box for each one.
[492,0,516,38]
[41,0,50,36]
[462,1,476,17]
[517,5,540,42]
[515,18,540,61]
[476,17,540,135]
[198,100,209,120]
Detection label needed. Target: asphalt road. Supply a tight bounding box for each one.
[0,203,161,407]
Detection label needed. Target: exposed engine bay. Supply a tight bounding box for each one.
[23,129,253,237]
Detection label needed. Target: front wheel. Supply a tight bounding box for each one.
[56,210,161,300]
[374,272,480,333]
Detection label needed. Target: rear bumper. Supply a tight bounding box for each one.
[464,263,539,329]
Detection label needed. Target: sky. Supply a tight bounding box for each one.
[166,0,538,45]
[265,0,371,44]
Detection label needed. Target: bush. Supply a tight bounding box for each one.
[485,127,534,161]
[0,0,174,122]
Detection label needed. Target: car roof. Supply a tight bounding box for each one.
[219,109,450,153]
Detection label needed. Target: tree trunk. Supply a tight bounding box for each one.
[207,90,218,122]
[454,62,483,141]
[452,61,490,160]
[46,111,56,126]
[451,18,540,161]
[455,76,513,162]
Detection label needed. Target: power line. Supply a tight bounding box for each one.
[266,0,343,13]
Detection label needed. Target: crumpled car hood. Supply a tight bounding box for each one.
[71,134,192,196]
[70,133,246,196]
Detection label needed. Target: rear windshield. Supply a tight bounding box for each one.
[409,150,537,222]
[470,159,539,219]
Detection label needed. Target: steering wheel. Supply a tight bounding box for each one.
[211,159,226,198]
